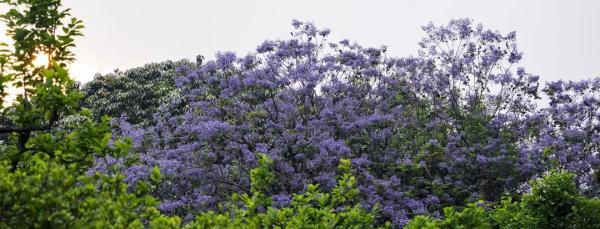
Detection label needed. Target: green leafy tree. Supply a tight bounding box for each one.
[0,0,180,227]
[0,0,84,170]
[81,59,197,126]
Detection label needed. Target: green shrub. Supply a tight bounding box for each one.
[406,170,600,229]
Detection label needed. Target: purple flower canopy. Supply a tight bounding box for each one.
[111,19,599,227]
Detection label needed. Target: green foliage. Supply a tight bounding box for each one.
[250,153,274,194]
[406,170,600,229]
[81,59,196,126]
[521,171,580,228]
[186,156,388,229]
[0,0,85,170]
[0,1,182,228]
[0,115,181,228]
[406,202,492,229]
[492,171,600,229]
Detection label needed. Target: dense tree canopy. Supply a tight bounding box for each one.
[110,19,600,227]
[1,0,599,228]
[81,59,198,126]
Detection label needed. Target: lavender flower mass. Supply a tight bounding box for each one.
[103,19,600,227]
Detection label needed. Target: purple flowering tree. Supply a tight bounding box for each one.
[110,19,598,227]
[541,79,600,196]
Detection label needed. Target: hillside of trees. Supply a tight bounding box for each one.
[1,1,599,228]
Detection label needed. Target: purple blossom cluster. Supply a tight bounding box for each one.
[114,19,599,227]
[541,79,600,196]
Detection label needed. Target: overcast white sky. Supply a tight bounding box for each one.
[61,0,599,83]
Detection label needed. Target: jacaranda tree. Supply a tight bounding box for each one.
[541,79,600,197]
[110,19,600,228]
[0,1,407,227]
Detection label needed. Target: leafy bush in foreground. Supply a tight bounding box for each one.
[406,170,600,229]
[0,118,180,228]
[0,0,179,227]
[185,156,388,229]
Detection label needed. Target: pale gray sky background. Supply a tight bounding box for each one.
[61,0,599,83]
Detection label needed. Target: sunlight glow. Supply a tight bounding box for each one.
[33,52,49,67]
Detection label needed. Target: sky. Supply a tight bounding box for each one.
[51,0,600,83]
